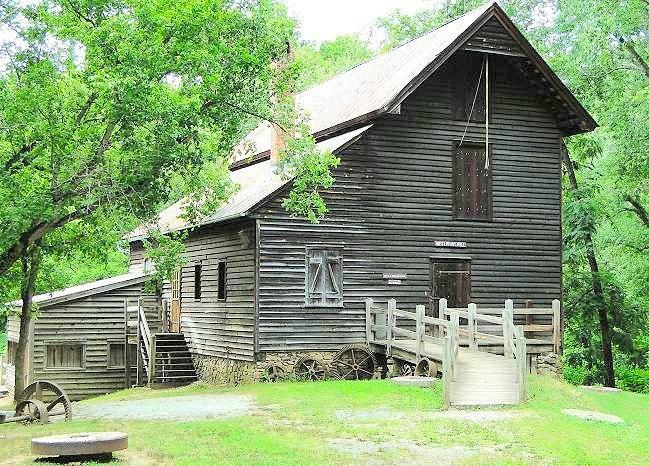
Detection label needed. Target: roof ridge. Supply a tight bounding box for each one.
[296,1,495,95]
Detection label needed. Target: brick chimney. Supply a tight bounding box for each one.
[270,41,295,163]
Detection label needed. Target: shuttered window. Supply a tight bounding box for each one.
[108,343,137,368]
[7,340,17,365]
[46,344,84,369]
[452,52,487,122]
[194,262,202,300]
[217,260,227,301]
[454,143,491,220]
[306,249,343,306]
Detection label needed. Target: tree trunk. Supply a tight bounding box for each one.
[561,144,615,387]
[625,194,649,227]
[13,242,41,401]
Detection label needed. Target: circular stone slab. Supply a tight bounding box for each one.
[579,385,621,393]
[561,409,624,424]
[391,376,437,387]
[31,432,128,457]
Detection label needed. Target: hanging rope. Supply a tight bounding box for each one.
[485,54,490,170]
[458,55,486,148]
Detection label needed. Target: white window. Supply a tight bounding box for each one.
[305,248,343,306]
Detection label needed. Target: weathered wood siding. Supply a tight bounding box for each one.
[167,221,257,361]
[29,282,145,400]
[252,51,562,353]
[128,241,146,272]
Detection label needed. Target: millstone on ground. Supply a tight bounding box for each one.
[391,376,437,387]
[561,409,624,424]
[31,432,128,459]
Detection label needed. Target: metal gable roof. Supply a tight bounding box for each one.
[128,1,596,240]
[230,2,495,164]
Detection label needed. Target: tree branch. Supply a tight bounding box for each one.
[618,36,649,80]
[624,194,649,227]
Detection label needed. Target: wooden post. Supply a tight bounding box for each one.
[136,302,143,386]
[438,298,448,338]
[504,299,514,359]
[0,353,5,386]
[162,299,169,333]
[451,312,459,358]
[386,299,396,356]
[123,299,130,389]
[416,304,425,362]
[443,336,452,408]
[552,299,561,354]
[516,337,528,401]
[148,334,156,386]
[468,303,477,350]
[365,298,374,344]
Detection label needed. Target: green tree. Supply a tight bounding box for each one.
[295,35,373,90]
[0,0,296,396]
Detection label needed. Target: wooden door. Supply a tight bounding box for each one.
[430,258,471,318]
[170,269,181,333]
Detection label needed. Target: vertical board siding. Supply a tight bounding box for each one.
[174,221,256,361]
[253,51,562,352]
[30,282,145,400]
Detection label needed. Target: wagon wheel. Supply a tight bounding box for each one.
[415,358,438,377]
[265,365,285,382]
[294,357,327,381]
[399,361,415,377]
[17,380,72,421]
[332,345,376,380]
[15,399,49,424]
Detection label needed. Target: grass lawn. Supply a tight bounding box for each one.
[0,376,648,465]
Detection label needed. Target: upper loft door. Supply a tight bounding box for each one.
[170,269,182,333]
[429,258,471,317]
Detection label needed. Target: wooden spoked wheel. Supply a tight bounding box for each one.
[399,361,415,377]
[332,346,376,380]
[17,380,72,422]
[265,365,285,382]
[415,358,438,377]
[294,357,327,381]
[14,399,49,424]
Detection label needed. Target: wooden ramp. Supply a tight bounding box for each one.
[365,298,554,407]
[450,349,519,405]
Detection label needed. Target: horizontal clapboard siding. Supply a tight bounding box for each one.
[252,52,562,352]
[30,283,144,401]
[169,221,256,361]
[129,242,146,272]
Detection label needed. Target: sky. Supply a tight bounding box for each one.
[283,0,442,44]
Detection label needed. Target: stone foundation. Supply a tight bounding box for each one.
[532,352,561,376]
[193,351,340,385]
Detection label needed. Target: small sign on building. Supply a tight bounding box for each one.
[434,240,467,248]
[383,272,407,286]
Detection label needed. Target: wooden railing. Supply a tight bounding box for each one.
[365,297,556,406]
[442,299,561,354]
[365,298,451,362]
[136,299,156,385]
[442,298,537,403]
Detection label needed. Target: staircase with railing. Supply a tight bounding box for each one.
[125,298,197,387]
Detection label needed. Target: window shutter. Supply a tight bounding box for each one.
[454,144,490,220]
[306,249,343,306]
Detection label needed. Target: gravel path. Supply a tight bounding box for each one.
[74,394,255,421]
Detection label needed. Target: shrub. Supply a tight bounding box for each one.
[615,366,649,393]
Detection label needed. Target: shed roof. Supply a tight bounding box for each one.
[10,272,149,309]
[126,124,372,241]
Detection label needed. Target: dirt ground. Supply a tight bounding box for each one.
[73,394,256,421]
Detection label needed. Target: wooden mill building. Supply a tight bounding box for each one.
[5,2,595,397]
